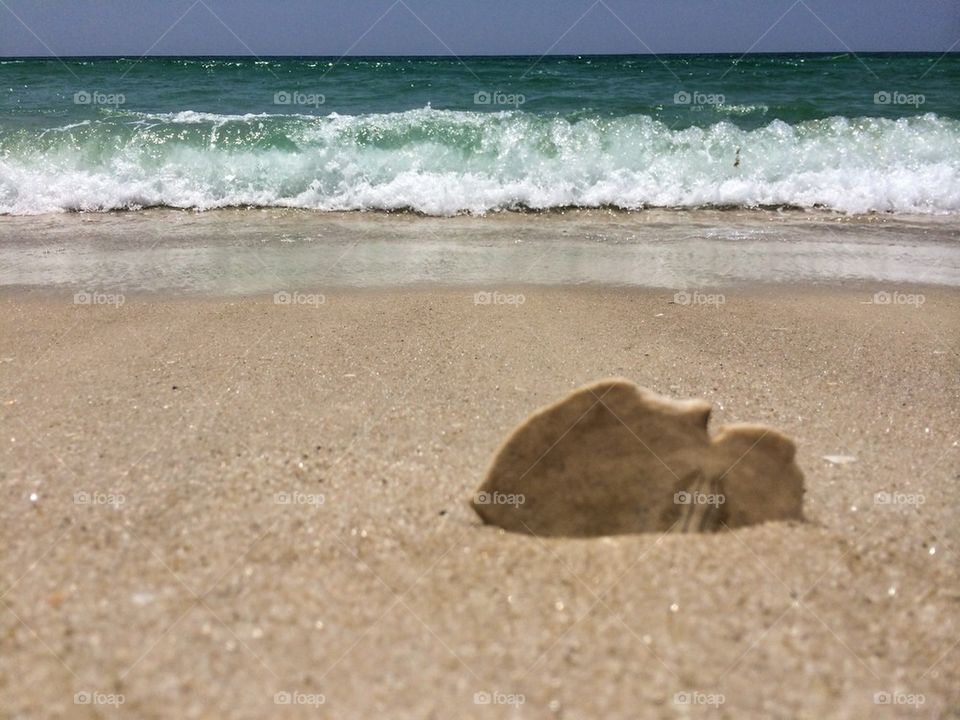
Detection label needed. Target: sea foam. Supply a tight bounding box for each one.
[1,108,958,215]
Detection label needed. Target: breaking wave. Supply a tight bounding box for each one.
[1,108,958,215]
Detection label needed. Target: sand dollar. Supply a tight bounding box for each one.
[472,379,804,536]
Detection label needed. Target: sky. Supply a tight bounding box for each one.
[0,0,957,57]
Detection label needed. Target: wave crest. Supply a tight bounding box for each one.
[1,108,958,215]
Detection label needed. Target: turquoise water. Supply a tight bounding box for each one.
[1,54,958,214]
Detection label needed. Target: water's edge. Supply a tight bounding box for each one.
[1,208,957,293]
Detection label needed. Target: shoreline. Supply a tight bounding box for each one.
[2,208,959,294]
[4,203,960,222]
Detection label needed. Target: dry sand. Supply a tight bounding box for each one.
[1,285,958,719]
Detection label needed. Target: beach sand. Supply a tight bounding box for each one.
[1,285,958,718]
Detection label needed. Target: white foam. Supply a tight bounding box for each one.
[1,109,958,215]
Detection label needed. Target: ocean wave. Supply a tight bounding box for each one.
[1,108,958,215]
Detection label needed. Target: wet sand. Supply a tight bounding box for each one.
[2,208,959,293]
[1,285,958,718]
